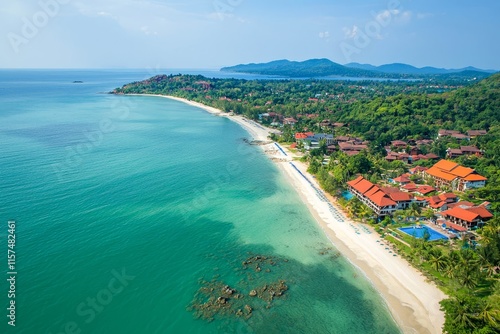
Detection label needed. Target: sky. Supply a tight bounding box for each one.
[1,0,499,70]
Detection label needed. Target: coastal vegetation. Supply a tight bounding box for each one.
[113,72,500,333]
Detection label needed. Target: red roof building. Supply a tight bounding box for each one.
[393,174,411,185]
[467,130,487,137]
[347,176,397,216]
[402,183,418,192]
[441,206,489,230]
[425,159,487,191]
[416,185,435,195]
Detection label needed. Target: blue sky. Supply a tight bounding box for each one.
[1,0,499,69]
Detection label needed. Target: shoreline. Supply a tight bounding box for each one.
[128,93,447,334]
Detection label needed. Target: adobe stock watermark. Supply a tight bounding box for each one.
[7,0,71,54]
[339,0,404,62]
[51,98,133,182]
[213,0,244,20]
[48,268,135,334]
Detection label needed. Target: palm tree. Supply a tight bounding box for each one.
[476,301,500,329]
[345,200,355,218]
[429,249,447,272]
[394,210,405,223]
[357,205,372,223]
[401,209,412,222]
[459,267,479,290]
[422,208,435,221]
[409,202,421,218]
[477,247,496,277]
[443,261,456,279]
[452,296,477,330]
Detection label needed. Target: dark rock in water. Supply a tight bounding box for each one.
[222,285,235,295]
[189,254,290,323]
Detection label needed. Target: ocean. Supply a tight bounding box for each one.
[0,69,400,334]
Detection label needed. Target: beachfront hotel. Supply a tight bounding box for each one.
[347,176,397,217]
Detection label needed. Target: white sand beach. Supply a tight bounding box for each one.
[140,94,447,334]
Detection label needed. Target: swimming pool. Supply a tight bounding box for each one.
[342,191,354,200]
[398,225,448,241]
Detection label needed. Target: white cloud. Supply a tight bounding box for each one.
[417,12,434,20]
[319,31,330,39]
[396,10,412,24]
[342,25,359,39]
[206,11,234,20]
[375,9,412,24]
[140,26,158,36]
[375,9,398,23]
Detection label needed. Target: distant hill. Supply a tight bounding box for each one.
[221,58,496,79]
[345,62,496,75]
[221,58,377,78]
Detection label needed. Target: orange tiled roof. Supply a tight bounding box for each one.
[445,221,468,232]
[468,206,493,219]
[356,179,375,194]
[442,207,479,222]
[447,201,474,209]
[380,186,401,194]
[295,133,308,139]
[364,185,381,198]
[368,191,397,207]
[417,185,435,194]
[389,192,412,202]
[433,159,459,172]
[439,193,457,200]
[347,175,363,187]
[464,174,487,181]
[449,166,474,178]
[429,201,447,209]
[426,166,457,181]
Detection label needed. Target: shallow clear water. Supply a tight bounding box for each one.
[0,70,400,334]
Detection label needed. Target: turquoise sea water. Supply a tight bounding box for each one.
[0,70,400,334]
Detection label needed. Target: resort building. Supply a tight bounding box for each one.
[425,160,487,191]
[426,193,458,211]
[294,133,336,150]
[392,174,411,185]
[441,205,493,230]
[438,129,470,141]
[338,142,368,156]
[347,176,397,217]
[283,117,297,126]
[415,185,435,196]
[467,130,487,138]
[446,146,483,158]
